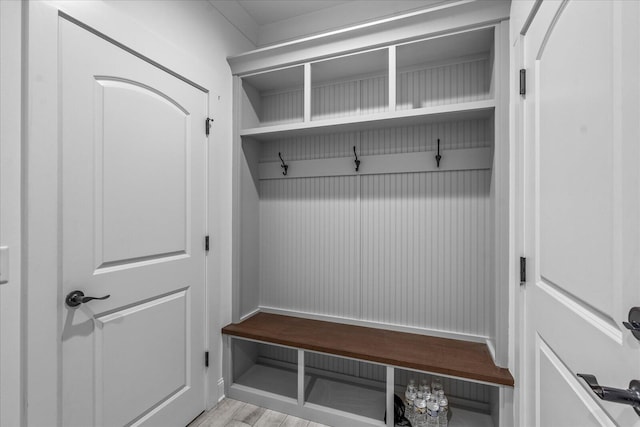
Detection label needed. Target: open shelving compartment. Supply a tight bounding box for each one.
[311,47,389,121]
[231,339,300,402]
[393,368,499,427]
[230,15,511,427]
[395,27,495,111]
[240,65,305,129]
[304,352,387,424]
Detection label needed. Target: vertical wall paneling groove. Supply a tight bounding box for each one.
[396,57,490,110]
[358,170,492,337]
[260,89,303,125]
[311,76,389,121]
[258,168,493,337]
[260,177,360,318]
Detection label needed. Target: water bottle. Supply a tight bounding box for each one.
[413,391,427,427]
[405,379,417,421]
[426,392,440,426]
[419,378,430,395]
[431,377,443,395]
[438,390,449,427]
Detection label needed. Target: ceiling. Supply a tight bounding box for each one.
[236,0,349,26]
[209,0,448,47]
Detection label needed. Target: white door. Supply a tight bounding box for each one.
[60,17,207,427]
[521,1,640,426]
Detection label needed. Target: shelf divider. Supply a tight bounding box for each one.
[298,349,305,407]
[304,63,311,123]
[388,46,396,113]
[386,366,394,427]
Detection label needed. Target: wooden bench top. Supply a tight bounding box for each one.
[222,312,514,387]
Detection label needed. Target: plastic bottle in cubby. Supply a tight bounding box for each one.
[426,392,439,426]
[413,390,427,427]
[404,379,417,421]
[438,389,449,427]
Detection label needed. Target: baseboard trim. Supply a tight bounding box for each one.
[240,308,260,322]
[217,378,225,403]
[259,306,489,344]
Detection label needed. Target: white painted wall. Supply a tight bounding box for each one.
[20,1,254,423]
[0,1,24,425]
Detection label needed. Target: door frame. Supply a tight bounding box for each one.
[24,2,217,424]
[510,1,543,426]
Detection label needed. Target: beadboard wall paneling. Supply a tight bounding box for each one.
[361,170,493,337]
[259,170,493,337]
[259,119,491,163]
[260,89,304,126]
[259,176,361,318]
[311,75,388,121]
[396,58,491,110]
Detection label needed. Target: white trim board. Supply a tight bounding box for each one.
[259,147,492,180]
[258,307,490,344]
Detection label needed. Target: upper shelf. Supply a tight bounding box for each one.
[239,26,496,133]
[240,99,495,141]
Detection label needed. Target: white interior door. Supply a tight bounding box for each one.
[522,1,640,426]
[60,17,207,427]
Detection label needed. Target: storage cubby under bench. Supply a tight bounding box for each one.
[222,313,513,427]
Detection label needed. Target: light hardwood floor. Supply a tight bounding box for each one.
[188,398,331,427]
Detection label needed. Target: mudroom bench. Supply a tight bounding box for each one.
[222,313,513,427]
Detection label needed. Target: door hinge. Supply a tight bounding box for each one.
[205,235,210,252]
[205,117,214,136]
[205,351,209,367]
[520,257,527,285]
[519,69,526,96]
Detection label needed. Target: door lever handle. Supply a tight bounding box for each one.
[624,307,640,341]
[623,320,640,331]
[65,290,110,308]
[577,374,640,416]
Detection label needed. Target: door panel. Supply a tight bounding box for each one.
[522,1,640,426]
[97,78,189,266]
[538,0,614,316]
[60,17,206,427]
[97,291,189,427]
[536,336,614,427]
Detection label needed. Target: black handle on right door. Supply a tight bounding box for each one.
[65,290,111,308]
[624,306,640,341]
[577,374,640,416]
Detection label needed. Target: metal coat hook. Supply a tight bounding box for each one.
[353,146,361,172]
[435,138,442,168]
[278,152,288,176]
